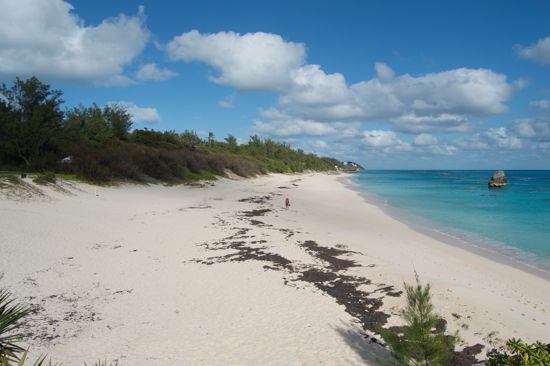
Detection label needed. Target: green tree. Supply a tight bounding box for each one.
[64,104,112,145]
[207,132,215,146]
[224,134,238,151]
[380,273,458,366]
[0,77,64,170]
[103,104,132,140]
[179,130,202,150]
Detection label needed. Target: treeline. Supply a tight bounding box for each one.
[0,77,344,183]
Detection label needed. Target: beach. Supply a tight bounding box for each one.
[1,173,549,365]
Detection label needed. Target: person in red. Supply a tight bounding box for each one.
[285,197,290,208]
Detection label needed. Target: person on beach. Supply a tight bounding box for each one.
[285,197,290,208]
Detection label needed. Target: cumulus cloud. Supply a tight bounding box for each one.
[514,117,550,141]
[166,30,305,91]
[253,111,362,138]
[0,0,149,85]
[280,63,511,132]
[109,101,160,124]
[516,36,550,64]
[360,130,412,153]
[455,127,522,150]
[253,108,361,138]
[390,113,469,133]
[165,29,513,135]
[374,62,396,81]
[529,99,549,110]
[135,63,178,81]
[414,133,438,146]
[253,118,336,137]
[426,144,457,156]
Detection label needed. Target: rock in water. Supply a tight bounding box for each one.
[488,170,508,188]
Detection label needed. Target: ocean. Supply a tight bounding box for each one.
[350,170,550,274]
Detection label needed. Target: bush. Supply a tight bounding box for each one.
[32,172,56,185]
[379,273,458,366]
[485,338,550,365]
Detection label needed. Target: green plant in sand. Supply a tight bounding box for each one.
[485,338,550,365]
[0,289,30,361]
[32,172,56,185]
[379,273,458,366]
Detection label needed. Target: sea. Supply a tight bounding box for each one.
[349,170,550,276]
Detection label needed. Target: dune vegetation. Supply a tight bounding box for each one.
[0,77,348,184]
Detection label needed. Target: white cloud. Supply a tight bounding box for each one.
[280,63,511,133]
[361,130,399,147]
[374,62,395,81]
[512,78,529,90]
[529,99,549,110]
[135,63,178,81]
[455,127,522,150]
[253,108,361,138]
[218,100,235,109]
[360,130,412,153]
[514,117,550,141]
[485,127,522,149]
[164,29,513,135]
[390,113,469,133]
[253,116,337,138]
[0,0,149,85]
[218,93,236,109]
[414,133,438,146]
[253,119,336,137]
[166,30,305,91]
[516,36,550,64]
[427,144,457,156]
[109,101,160,124]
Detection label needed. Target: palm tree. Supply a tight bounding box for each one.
[0,288,30,361]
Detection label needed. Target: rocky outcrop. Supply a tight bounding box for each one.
[488,170,507,188]
[341,161,364,172]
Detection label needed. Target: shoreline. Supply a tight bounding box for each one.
[341,175,550,282]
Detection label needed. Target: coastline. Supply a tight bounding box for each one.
[341,175,550,281]
[1,173,549,364]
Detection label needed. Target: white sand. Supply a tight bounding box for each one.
[0,173,548,365]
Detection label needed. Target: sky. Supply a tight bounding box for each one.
[1,0,549,169]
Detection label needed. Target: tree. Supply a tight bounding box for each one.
[380,273,458,366]
[103,104,132,140]
[64,104,112,145]
[224,134,238,151]
[207,132,215,146]
[179,130,202,150]
[0,77,64,170]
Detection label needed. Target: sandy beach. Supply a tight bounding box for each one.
[1,173,549,365]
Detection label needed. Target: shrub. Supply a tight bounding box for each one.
[32,172,56,185]
[485,338,550,365]
[379,273,458,366]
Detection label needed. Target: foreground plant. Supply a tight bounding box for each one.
[0,289,30,361]
[379,273,458,366]
[485,338,550,365]
[0,352,49,366]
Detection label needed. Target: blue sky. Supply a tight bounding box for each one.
[1,0,550,169]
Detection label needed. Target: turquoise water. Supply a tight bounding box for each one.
[351,170,550,272]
